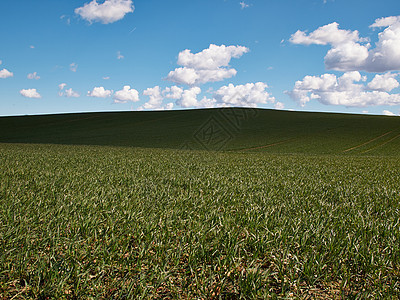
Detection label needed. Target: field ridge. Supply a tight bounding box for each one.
[1,108,400,155]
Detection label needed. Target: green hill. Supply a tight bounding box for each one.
[1,108,399,155]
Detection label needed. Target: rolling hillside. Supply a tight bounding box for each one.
[1,108,399,155]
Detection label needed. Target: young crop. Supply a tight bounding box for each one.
[0,143,399,298]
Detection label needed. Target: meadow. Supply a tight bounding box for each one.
[1,109,400,298]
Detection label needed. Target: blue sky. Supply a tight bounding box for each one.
[1,0,400,116]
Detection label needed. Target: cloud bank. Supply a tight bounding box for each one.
[290,16,400,72]
[287,71,400,107]
[139,82,274,110]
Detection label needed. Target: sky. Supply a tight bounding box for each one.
[1,0,400,116]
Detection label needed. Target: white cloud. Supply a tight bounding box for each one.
[0,69,13,79]
[30,45,35,49]
[70,63,78,72]
[75,0,134,24]
[367,73,399,92]
[87,86,113,98]
[164,103,174,110]
[166,44,249,86]
[117,51,124,60]
[240,1,250,9]
[290,22,361,46]
[370,16,400,28]
[20,89,41,99]
[287,71,400,107]
[213,82,275,107]
[138,86,175,111]
[139,82,274,110]
[58,84,80,98]
[27,72,40,80]
[58,83,80,97]
[103,76,110,80]
[162,86,184,99]
[290,16,400,72]
[113,85,139,103]
[139,86,208,110]
[274,102,285,109]
[139,86,166,110]
[382,110,397,116]
[171,82,274,109]
[177,44,249,70]
[64,88,80,98]
[167,67,237,86]
[176,87,203,108]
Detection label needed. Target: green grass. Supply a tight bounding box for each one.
[1,108,400,155]
[1,109,400,298]
[1,143,399,298]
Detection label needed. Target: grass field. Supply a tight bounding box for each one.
[1,109,400,298]
[1,108,400,155]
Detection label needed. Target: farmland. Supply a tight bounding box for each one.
[1,108,400,155]
[1,108,400,298]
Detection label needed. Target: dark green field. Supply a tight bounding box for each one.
[1,109,399,299]
[1,108,400,155]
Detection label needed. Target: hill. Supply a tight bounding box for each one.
[0,108,399,155]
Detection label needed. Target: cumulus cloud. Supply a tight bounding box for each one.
[27,72,40,80]
[70,63,78,72]
[170,82,274,109]
[113,85,139,103]
[213,82,275,107]
[0,68,13,79]
[162,86,184,99]
[20,89,41,99]
[138,86,174,110]
[176,87,203,108]
[166,44,249,86]
[370,16,400,28]
[287,71,400,107]
[177,44,249,70]
[75,0,134,24]
[290,16,400,72]
[138,81,275,110]
[167,67,237,86]
[274,102,285,109]
[367,73,399,92]
[59,83,80,98]
[87,86,113,98]
[290,22,361,46]
[382,109,397,116]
